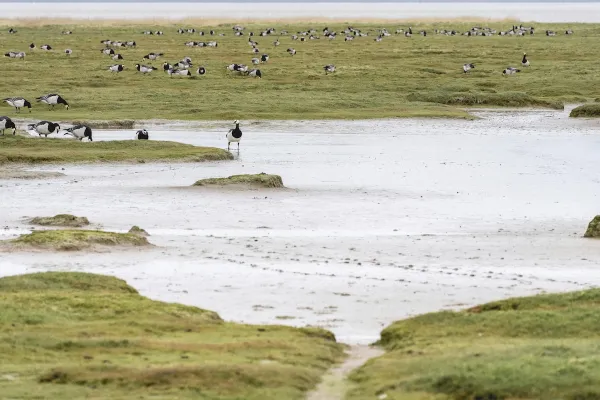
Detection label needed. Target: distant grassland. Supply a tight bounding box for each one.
[0,20,599,120]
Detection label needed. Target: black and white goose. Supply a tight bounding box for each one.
[64,124,93,141]
[102,48,115,55]
[324,64,336,74]
[247,69,262,78]
[463,63,475,73]
[163,62,173,71]
[109,64,124,73]
[521,53,530,67]
[273,39,280,46]
[261,54,269,63]
[8,28,17,34]
[251,57,260,65]
[29,43,35,50]
[65,48,73,56]
[36,94,69,110]
[546,30,556,36]
[143,52,163,61]
[0,116,16,135]
[3,97,32,113]
[41,44,52,51]
[112,53,123,60]
[167,68,192,77]
[62,30,72,35]
[27,121,61,137]
[226,120,242,150]
[135,129,149,140]
[565,29,574,35]
[197,66,206,75]
[135,64,155,74]
[503,67,521,75]
[287,48,296,55]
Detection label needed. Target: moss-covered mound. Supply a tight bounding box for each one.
[128,225,150,236]
[193,173,285,188]
[28,214,90,228]
[570,104,600,118]
[407,91,564,110]
[0,272,344,399]
[10,229,150,251]
[348,289,600,400]
[71,119,135,129]
[584,215,600,238]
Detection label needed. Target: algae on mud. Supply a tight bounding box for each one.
[193,173,285,188]
[346,289,600,400]
[584,215,600,238]
[0,135,232,164]
[0,272,345,400]
[28,214,90,228]
[9,229,150,251]
[3,21,600,120]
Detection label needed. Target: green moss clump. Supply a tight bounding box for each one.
[193,173,285,188]
[128,226,150,236]
[570,104,600,118]
[347,289,600,400]
[0,272,344,399]
[11,229,150,251]
[29,214,90,228]
[584,215,600,238]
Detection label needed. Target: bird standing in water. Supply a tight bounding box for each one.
[226,120,242,151]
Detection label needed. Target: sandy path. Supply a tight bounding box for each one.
[307,345,385,400]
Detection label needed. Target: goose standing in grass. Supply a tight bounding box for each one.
[64,49,72,56]
[36,94,69,110]
[64,124,93,141]
[143,52,163,61]
[112,53,123,60]
[324,64,336,74]
[0,116,16,135]
[102,48,115,55]
[503,67,521,75]
[463,63,475,73]
[109,64,124,73]
[261,54,269,63]
[3,97,32,113]
[41,44,52,51]
[248,69,262,78]
[135,129,149,140]
[251,57,260,65]
[521,53,530,67]
[273,38,280,46]
[287,48,296,55]
[197,66,206,75]
[168,68,192,77]
[546,30,556,36]
[8,28,17,34]
[566,29,574,35]
[226,120,242,151]
[135,64,155,74]
[62,30,72,35]
[29,43,35,50]
[27,121,61,137]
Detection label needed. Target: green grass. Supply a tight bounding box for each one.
[28,214,90,227]
[2,21,600,120]
[0,135,232,164]
[570,104,600,117]
[584,215,600,238]
[193,173,285,188]
[11,229,151,250]
[347,289,600,400]
[0,272,345,399]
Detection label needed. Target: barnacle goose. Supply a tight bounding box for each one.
[463,63,475,73]
[135,129,149,140]
[102,48,115,55]
[29,43,35,50]
[248,69,262,78]
[261,54,269,63]
[41,44,52,51]
[64,49,72,56]
[143,52,163,61]
[136,64,155,74]
[167,68,192,77]
[64,124,93,141]
[109,64,124,73]
[36,94,69,110]
[163,62,173,71]
[521,53,530,67]
[112,53,123,60]
[503,67,521,75]
[62,30,72,35]
[3,97,31,113]
[27,121,61,137]
[197,66,206,75]
[251,57,259,65]
[324,64,336,74]
[287,48,296,55]
[226,120,242,150]
[0,116,16,135]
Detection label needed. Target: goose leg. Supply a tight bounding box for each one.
[227,142,230,150]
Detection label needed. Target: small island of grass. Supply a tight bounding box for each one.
[347,289,600,400]
[0,272,344,399]
[0,135,232,164]
[584,215,600,238]
[8,229,151,251]
[28,214,90,228]
[570,104,600,118]
[128,225,150,236]
[193,173,285,188]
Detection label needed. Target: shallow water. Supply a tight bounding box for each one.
[2,108,600,344]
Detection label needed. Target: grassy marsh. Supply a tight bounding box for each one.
[0,135,232,164]
[28,214,90,227]
[10,229,151,250]
[193,173,285,188]
[1,21,600,120]
[0,272,344,399]
[347,289,600,400]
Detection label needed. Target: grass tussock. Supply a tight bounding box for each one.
[0,135,232,164]
[71,120,135,129]
[193,173,285,188]
[0,272,344,399]
[28,214,90,228]
[408,91,564,109]
[0,21,597,120]
[11,229,150,251]
[347,289,600,400]
[569,104,600,118]
[584,215,600,238]
[128,225,150,236]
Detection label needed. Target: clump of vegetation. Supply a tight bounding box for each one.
[128,225,149,236]
[407,91,564,109]
[584,215,600,238]
[10,229,150,251]
[28,214,90,228]
[569,104,600,118]
[193,173,285,188]
[0,135,232,164]
[0,272,344,399]
[71,120,135,129]
[347,289,600,400]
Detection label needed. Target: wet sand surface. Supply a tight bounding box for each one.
[1,108,600,344]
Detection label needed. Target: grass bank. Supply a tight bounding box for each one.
[347,289,600,400]
[9,229,151,251]
[569,104,600,117]
[2,21,600,120]
[0,272,344,399]
[193,173,285,188]
[0,135,232,164]
[28,214,90,227]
